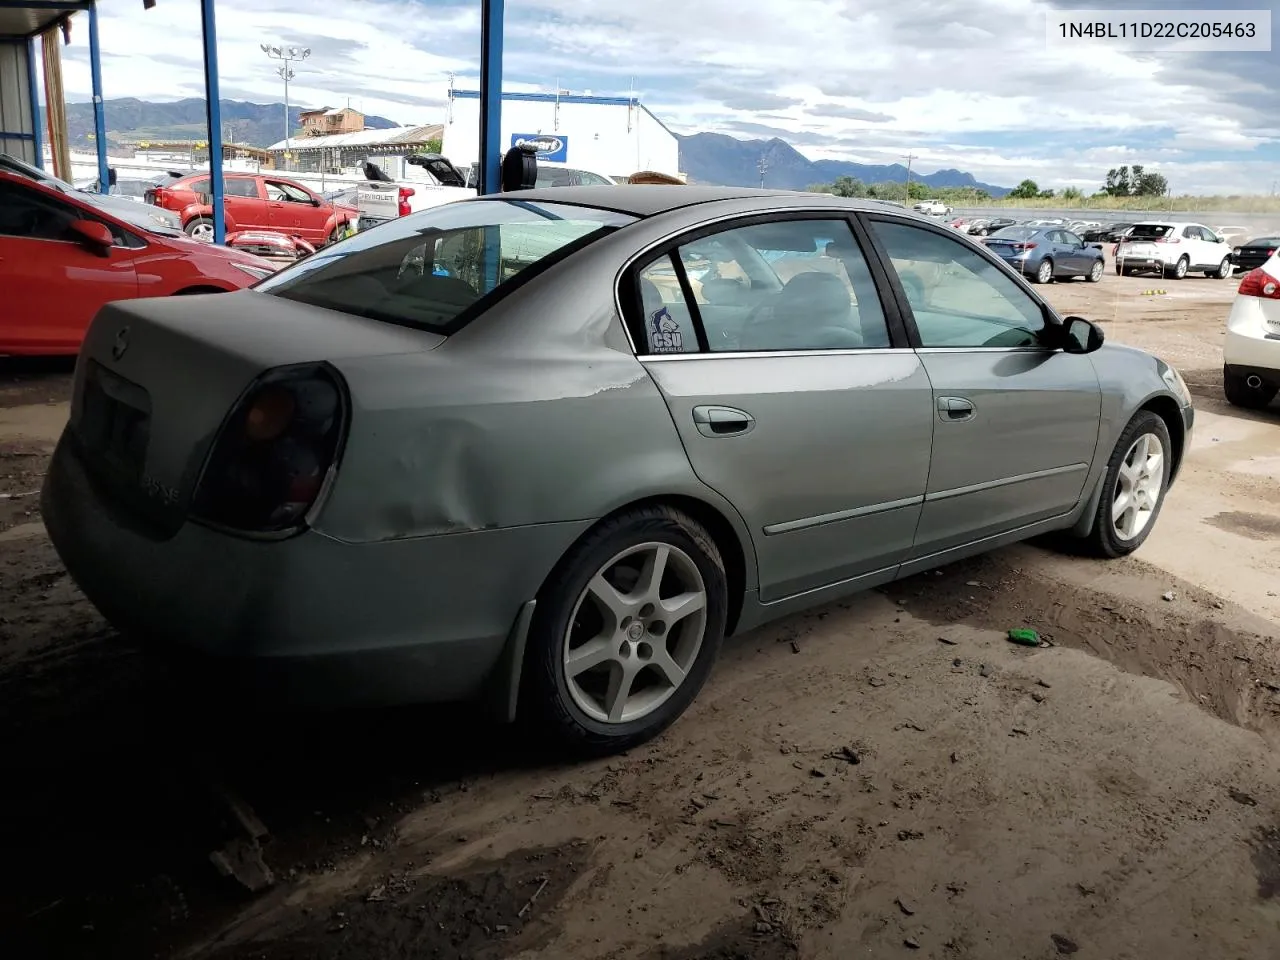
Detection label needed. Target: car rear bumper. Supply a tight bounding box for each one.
[1232,254,1272,272]
[1117,256,1170,271]
[42,431,588,709]
[1224,295,1280,371]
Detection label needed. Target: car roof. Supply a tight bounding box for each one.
[472,184,829,218]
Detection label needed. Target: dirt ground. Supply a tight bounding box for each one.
[4,258,1280,959]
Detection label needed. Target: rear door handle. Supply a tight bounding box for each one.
[937,396,976,422]
[692,405,755,438]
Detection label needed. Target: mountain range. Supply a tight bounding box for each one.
[61,97,1010,196]
[678,132,1011,196]
[61,98,399,150]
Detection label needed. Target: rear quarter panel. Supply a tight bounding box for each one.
[312,240,760,588]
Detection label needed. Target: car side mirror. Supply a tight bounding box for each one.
[1061,315,1104,354]
[310,196,322,206]
[69,219,114,256]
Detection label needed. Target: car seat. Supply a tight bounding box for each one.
[740,272,863,350]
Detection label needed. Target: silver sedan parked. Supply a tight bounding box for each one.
[43,186,1194,754]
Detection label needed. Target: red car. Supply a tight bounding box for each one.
[0,170,277,357]
[148,172,356,246]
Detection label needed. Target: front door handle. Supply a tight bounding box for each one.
[692,405,755,438]
[937,396,976,422]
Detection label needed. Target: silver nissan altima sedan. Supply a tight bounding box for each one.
[43,186,1194,754]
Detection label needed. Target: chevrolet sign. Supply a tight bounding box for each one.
[510,133,569,162]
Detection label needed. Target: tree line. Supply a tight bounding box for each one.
[808,165,1170,203]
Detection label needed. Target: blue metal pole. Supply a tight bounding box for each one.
[87,3,109,192]
[477,0,504,195]
[200,0,225,243]
[26,37,43,169]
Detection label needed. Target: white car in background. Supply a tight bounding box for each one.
[1223,251,1280,409]
[913,199,951,215]
[1115,221,1233,280]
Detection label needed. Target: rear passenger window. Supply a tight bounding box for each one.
[634,219,891,355]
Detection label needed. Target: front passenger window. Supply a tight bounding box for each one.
[870,220,1046,349]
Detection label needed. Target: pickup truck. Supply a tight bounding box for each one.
[913,199,952,216]
[354,154,473,230]
[354,154,618,230]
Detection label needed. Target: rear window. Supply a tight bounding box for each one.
[255,199,636,334]
[988,226,1037,240]
[1249,237,1280,246]
[1128,224,1172,239]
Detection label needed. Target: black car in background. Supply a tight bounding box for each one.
[1231,236,1280,273]
[1082,222,1129,242]
[970,216,1018,236]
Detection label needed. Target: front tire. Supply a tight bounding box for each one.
[523,505,728,755]
[1081,411,1172,558]
[1032,258,1053,283]
[1215,257,1232,279]
[184,217,215,242]
[1087,259,1104,283]
[1224,367,1278,409]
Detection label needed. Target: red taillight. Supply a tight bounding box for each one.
[1008,242,1037,252]
[397,187,415,217]
[1268,249,1276,257]
[1238,268,1280,300]
[192,365,348,535]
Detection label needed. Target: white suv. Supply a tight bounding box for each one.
[1223,251,1280,409]
[913,199,951,216]
[1116,221,1233,280]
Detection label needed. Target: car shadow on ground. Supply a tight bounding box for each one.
[0,622,560,959]
[0,356,76,407]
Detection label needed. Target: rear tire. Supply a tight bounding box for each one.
[1166,256,1189,280]
[1081,410,1172,558]
[1032,258,1053,284]
[1223,367,1278,409]
[184,217,215,243]
[523,505,729,756]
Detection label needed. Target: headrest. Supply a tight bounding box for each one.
[775,271,850,315]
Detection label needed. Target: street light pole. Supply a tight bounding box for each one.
[757,156,769,189]
[903,152,917,202]
[260,43,311,170]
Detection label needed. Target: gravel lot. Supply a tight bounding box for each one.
[2,257,1279,960]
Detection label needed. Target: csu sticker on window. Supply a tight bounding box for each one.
[650,307,684,353]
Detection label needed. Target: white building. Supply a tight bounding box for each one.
[442,90,680,181]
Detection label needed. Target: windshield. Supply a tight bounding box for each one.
[1128,224,1173,240]
[256,199,636,334]
[988,226,1038,240]
[1,152,68,189]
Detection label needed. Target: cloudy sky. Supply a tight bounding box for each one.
[60,0,1279,193]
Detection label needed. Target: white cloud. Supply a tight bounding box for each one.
[52,0,1280,194]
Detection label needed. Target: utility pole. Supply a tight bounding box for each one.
[758,155,769,189]
[903,152,917,202]
[260,44,310,170]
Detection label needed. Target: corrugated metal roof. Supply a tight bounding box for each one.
[266,124,444,152]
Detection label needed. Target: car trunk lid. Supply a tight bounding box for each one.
[69,290,441,538]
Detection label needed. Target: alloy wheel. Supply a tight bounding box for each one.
[1089,260,1103,282]
[1111,432,1165,541]
[188,222,214,243]
[1037,259,1053,283]
[563,542,708,724]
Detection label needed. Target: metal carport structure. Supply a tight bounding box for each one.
[0,0,507,244]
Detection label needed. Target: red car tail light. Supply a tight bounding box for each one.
[397,187,415,217]
[1012,242,1038,252]
[191,364,349,536]
[1238,268,1280,300]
